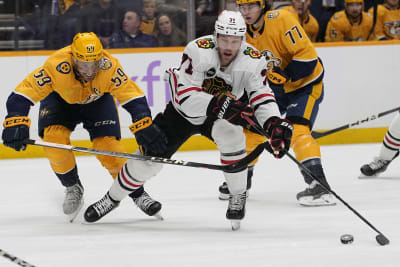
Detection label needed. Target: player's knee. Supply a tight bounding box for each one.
[244,129,266,165]
[291,124,321,162]
[125,151,163,182]
[42,125,76,173]
[93,136,127,178]
[212,120,245,152]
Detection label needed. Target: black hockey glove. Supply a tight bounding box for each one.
[267,67,290,85]
[207,92,254,127]
[130,117,168,156]
[263,117,293,159]
[2,115,30,151]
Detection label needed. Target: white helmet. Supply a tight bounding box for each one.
[214,10,246,37]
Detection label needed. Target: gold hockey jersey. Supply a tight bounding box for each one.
[282,5,319,42]
[14,46,144,105]
[368,5,400,40]
[325,10,374,41]
[245,9,323,93]
[140,18,156,35]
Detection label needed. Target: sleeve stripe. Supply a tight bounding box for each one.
[250,93,275,105]
[177,87,203,97]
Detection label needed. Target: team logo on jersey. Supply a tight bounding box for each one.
[202,76,232,95]
[99,58,112,70]
[243,47,261,59]
[196,38,215,49]
[206,68,216,77]
[267,11,280,19]
[261,50,281,70]
[56,62,71,74]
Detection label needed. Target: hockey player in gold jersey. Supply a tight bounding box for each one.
[326,0,375,42]
[1,32,168,221]
[368,0,400,40]
[219,0,336,206]
[282,0,319,42]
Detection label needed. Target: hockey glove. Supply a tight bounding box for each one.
[130,117,168,156]
[267,67,290,85]
[2,116,30,151]
[207,92,254,127]
[263,117,293,159]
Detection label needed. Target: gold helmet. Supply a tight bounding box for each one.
[236,0,265,9]
[345,0,363,3]
[71,32,103,62]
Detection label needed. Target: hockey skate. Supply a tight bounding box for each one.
[296,181,336,207]
[226,192,247,231]
[63,183,84,223]
[132,191,163,220]
[359,152,398,177]
[84,192,120,223]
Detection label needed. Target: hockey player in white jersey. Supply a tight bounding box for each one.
[360,112,400,176]
[83,10,293,230]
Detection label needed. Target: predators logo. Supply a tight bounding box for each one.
[243,47,261,58]
[202,76,232,95]
[267,10,280,19]
[196,38,215,49]
[56,62,71,74]
[99,58,112,71]
[385,21,400,38]
[261,50,281,71]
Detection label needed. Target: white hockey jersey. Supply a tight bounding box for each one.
[169,35,280,126]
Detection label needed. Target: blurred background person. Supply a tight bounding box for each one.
[368,0,400,40]
[325,0,375,41]
[153,13,187,46]
[140,0,158,35]
[282,0,320,41]
[109,9,158,48]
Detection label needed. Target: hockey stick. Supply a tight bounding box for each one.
[311,106,400,139]
[24,139,265,172]
[242,115,390,246]
[367,0,378,40]
[0,248,36,267]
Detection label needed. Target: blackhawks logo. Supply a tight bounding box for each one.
[196,38,215,49]
[243,47,261,58]
[202,76,232,95]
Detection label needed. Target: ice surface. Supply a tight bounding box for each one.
[0,143,399,267]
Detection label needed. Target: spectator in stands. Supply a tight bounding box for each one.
[153,13,187,46]
[325,0,375,41]
[309,0,345,41]
[109,9,158,48]
[368,0,400,40]
[80,0,122,48]
[282,0,320,41]
[140,0,158,35]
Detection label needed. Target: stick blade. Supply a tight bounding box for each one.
[376,234,390,246]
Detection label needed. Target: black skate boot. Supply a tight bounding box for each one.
[219,166,253,200]
[360,152,399,177]
[131,190,163,220]
[296,181,336,207]
[84,192,120,223]
[226,191,247,231]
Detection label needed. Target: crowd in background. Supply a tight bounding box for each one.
[0,0,398,51]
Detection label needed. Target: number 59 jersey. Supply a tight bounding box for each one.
[169,35,280,126]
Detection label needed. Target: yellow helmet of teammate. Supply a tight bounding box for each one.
[345,0,363,3]
[71,32,103,62]
[236,0,265,9]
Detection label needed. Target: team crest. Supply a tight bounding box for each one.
[196,38,215,49]
[202,76,232,95]
[56,62,71,74]
[99,58,112,70]
[267,11,280,19]
[261,50,281,70]
[244,47,261,59]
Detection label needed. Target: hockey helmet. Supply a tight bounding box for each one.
[71,32,103,62]
[236,0,265,9]
[345,0,363,3]
[214,10,246,37]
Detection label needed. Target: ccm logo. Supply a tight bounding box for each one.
[94,120,116,127]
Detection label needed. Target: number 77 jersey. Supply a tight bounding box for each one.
[246,9,324,94]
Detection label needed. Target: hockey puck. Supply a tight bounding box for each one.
[340,234,354,244]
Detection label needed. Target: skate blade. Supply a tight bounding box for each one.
[230,220,241,231]
[218,193,230,201]
[358,173,379,179]
[298,195,336,207]
[68,200,84,223]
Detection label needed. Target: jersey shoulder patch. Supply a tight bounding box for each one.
[267,10,281,20]
[100,58,113,71]
[243,46,262,59]
[196,37,215,49]
[56,61,71,74]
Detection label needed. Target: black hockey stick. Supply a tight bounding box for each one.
[367,0,378,40]
[311,106,400,139]
[24,139,265,172]
[243,115,390,246]
[0,248,36,267]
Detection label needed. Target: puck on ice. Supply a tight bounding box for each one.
[340,234,354,244]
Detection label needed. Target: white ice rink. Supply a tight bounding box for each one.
[1,143,399,267]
